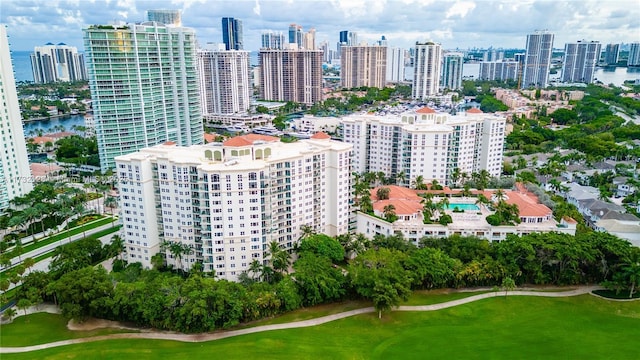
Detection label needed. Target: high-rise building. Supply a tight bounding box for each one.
[197,50,250,115]
[412,42,442,99]
[629,42,640,67]
[147,9,181,26]
[0,25,33,210]
[340,45,387,89]
[386,47,405,83]
[561,40,601,83]
[83,22,204,172]
[222,17,243,50]
[288,24,303,49]
[441,52,463,90]
[338,31,358,46]
[604,44,619,65]
[479,61,520,81]
[342,107,505,186]
[522,31,554,88]
[115,134,352,279]
[259,49,323,105]
[30,43,87,83]
[303,28,316,50]
[261,31,285,49]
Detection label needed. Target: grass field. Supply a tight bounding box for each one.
[1,294,638,359]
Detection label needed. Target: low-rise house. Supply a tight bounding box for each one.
[594,219,640,247]
[613,177,636,197]
[565,183,599,207]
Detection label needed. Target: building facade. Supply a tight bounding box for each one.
[412,42,442,99]
[30,43,87,83]
[441,52,463,90]
[561,40,601,83]
[115,133,352,280]
[522,31,554,88]
[222,17,243,51]
[261,31,285,50]
[341,107,505,186]
[604,43,619,65]
[83,22,204,172]
[629,42,640,67]
[479,61,520,81]
[0,25,33,210]
[147,9,181,26]
[386,47,405,83]
[197,50,250,115]
[259,49,323,105]
[340,45,387,89]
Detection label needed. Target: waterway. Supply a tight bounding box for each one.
[22,114,86,136]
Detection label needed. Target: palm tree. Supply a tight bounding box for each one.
[376,187,391,200]
[3,307,16,322]
[382,204,396,222]
[451,168,461,188]
[622,253,640,299]
[268,241,290,275]
[395,171,407,186]
[22,257,35,275]
[168,241,193,274]
[475,194,491,208]
[461,183,472,197]
[494,188,507,202]
[21,206,39,237]
[299,224,316,242]
[109,235,125,261]
[104,196,118,226]
[248,259,262,281]
[438,197,450,213]
[413,175,427,190]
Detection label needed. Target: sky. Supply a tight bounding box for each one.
[1,0,639,52]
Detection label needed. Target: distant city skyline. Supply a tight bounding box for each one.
[1,0,639,52]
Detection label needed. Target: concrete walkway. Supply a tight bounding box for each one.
[0,286,606,354]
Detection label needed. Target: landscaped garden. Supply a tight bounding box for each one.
[0,294,637,359]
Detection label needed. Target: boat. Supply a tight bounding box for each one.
[252,126,283,136]
[225,124,250,133]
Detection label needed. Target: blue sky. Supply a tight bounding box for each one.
[1,0,639,51]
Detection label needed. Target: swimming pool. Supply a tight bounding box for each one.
[446,203,480,211]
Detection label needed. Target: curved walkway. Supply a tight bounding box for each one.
[0,286,604,354]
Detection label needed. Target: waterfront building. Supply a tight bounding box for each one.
[115,133,352,280]
[341,107,505,186]
[412,42,442,99]
[147,9,181,26]
[522,31,554,88]
[386,47,405,83]
[561,40,601,83]
[0,25,33,210]
[83,22,204,172]
[261,31,286,50]
[629,42,640,67]
[604,43,619,65]
[197,49,250,115]
[340,45,387,89]
[479,60,519,81]
[30,43,87,83]
[441,52,463,90]
[259,49,323,105]
[222,17,243,50]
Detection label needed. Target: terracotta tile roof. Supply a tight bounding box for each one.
[163,141,177,146]
[311,132,331,139]
[30,163,62,177]
[504,190,552,217]
[47,131,74,139]
[416,107,436,114]
[373,199,423,216]
[370,185,422,201]
[204,133,217,143]
[223,134,279,147]
[31,136,55,145]
[467,108,483,113]
[562,216,578,224]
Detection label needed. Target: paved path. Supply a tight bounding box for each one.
[0,286,605,354]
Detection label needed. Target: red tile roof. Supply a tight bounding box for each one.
[163,141,177,146]
[204,133,217,143]
[373,199,423,216]
[311,132,331,139]
[223,134,279,147]
[416,107,436,114]
[467,108,483,113]
[370,185,423,201]
[504,190,552,217]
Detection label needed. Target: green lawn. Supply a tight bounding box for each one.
[0,312,134,347]
[1,295,638,359]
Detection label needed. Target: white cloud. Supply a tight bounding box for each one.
[253,0,261,16]
[445,1,475,18]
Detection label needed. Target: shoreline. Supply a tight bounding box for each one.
[22,111,90,123]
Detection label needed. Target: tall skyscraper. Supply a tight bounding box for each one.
[83,22,204,172]
[386,47,405,83]
[561,40,601,83]
[197,49,250,115]
[340,45,387,89]
[0,25,33,210]
[479,61,520,81]
[115,135,352,279]
[30,43,87,83]
[412,42,442,99]
[261,31,285,49]
[288,24,303,49]
[629,43,640,67]
[604,43,619,65]
[441,52,463,90]
[147,9,181,26]
[222,17,243,50]
[259,49,323,105]
[339,30,358,46]
[303,28,316,50]
[522,31,554,88]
